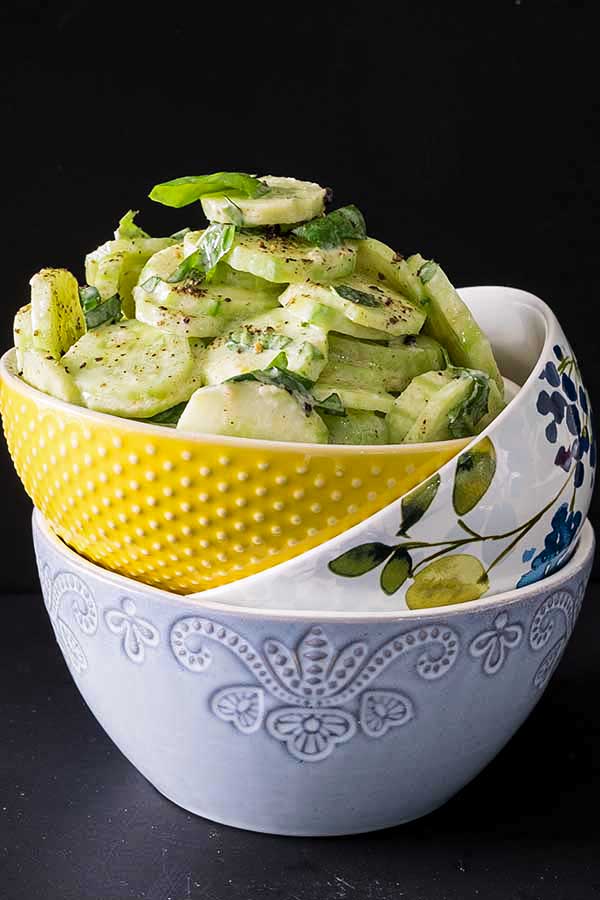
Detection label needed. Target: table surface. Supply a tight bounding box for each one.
[1,585,599,900]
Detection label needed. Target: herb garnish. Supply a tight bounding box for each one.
[79,286,122,329]
[334,284,382,307]
[292,205,366,248]
[149,173,269,208]
[228,355,346,418]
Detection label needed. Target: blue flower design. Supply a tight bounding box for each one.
[517,503,582,588]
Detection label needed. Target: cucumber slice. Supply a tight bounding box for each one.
[29,268,86,359]
[323,409,389,445]
[355,237,427,308]
[135,290,278,338]
[313,382,395,413]
[202,308,329,384]
[226,231,356,284]
[86,237,175,318]
[14,304,34,370]
[387,368,497,443]
[327,333,446,392]
[279,274,426,337]
[201,176,326,226]
[475,380,506,432]
[135,245,281,317]
[409,255,504,395]
[62,319,194,418]
[177,381,328,443]
[21,349,82,404]
[387,370,454,442]
[282,295,389,340]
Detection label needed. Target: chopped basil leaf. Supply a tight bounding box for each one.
[140,276,162,293]
[222,196,245,226]
[79,285,102,312]
[149,172,270,208]
[228,360,346,418]
[170,226,191,241]
[225,329,293,353]
[83,293,122,329]
[144,402,188,427]
[448,370,491,438]
[292,205,366,249]
[166,224,235,284]
[334,284,382,308]
[115,209,150,240]
[417,260,438,284]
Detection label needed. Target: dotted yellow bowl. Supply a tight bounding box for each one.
[0,350,467,594]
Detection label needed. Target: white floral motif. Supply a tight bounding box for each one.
[266,707,356,761]
[469,612,523,675]
[529,589,575,689]
[360,690,414,737]
[45,571,99,675]
[105,597,159,664]
[211,687,265,734]
[170,618,460,762]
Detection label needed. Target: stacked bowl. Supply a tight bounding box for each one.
[1,285,595,835]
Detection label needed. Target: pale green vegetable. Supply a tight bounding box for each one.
[13,304,34,370]
[202,175,326,226]
[62,319,194,418]
[323,409,388,444]
[21,349,81,404]
[226,231,356,284]
[30,268,85,359]
[178,381,328,443]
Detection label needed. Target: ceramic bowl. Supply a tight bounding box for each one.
[185,286,592,610]
[3,287,594,598]
[32,508,595,836]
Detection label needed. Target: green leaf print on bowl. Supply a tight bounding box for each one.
[452,437,497,516]
[397,474,441,536]
[406,555,489,609]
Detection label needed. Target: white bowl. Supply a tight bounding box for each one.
[33,508,594,835]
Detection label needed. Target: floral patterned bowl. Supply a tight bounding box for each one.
[32,507,594,835]
[183,286,594,612]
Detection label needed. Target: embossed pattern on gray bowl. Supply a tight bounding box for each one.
[32,509,595,836]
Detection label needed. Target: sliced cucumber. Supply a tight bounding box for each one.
[202,308,328,384]
[327,333,446,392]
[323,409,388,445]
[62,319,194,418]
[226,231,356,284]
[177,381,328,443]
[201,175,326,226]
[279,274,425,337]
[387,368,496,443]
[387,370,454,442]
[313,382,395,413]
[14,304,34,370]
[135,290,278,338]
[30,268,86,359]
[355,237,426,308]
[475,380,506,432]
[282,294,389,340]
[409,255,504,395]
[86,237,175,318]
[21,349,82,404]
[135,244,281,317]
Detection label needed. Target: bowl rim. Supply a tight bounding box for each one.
[33,509,594,623]
[1,285,553,455]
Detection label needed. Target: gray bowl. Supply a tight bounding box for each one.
[32,509,595,836]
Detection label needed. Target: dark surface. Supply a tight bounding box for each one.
[1,583,599,900]
[0,1,599,589]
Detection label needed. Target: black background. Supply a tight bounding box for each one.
[1,2,599,898]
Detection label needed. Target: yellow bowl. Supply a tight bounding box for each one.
[0,350,467,593]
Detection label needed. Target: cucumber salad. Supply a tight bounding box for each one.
[13,172,505,444]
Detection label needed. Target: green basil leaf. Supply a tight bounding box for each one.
[166,223,235,284]
[334,284,382,308]
[448,369,491,438]
[380,548,412,595]
[225,329,293,353]
[79,285,102,313]
[221,196,245,226]
[417,260,438,284]
[144,401,188,427]
[292,204,366,248]
[149,172,269,208]
[329,542,394,577]
[227,360,346,418]
[397,473,441,536]
[83,293,122,329]
[140,276,162,293]
[115,209,150,240]
[453,436,497,515]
